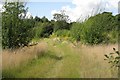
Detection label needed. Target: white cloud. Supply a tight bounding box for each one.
[51,0,119,22]
[0,3,3,12]
[19,12,32,19]
[0,4,2,9]
[25,12,32,19]
[51,10,61,15]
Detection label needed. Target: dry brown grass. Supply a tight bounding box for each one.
[78,44,118,78]
[2,38,118,78]
[2,42,48,70]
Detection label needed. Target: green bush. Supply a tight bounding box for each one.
[70,12,117,44]
[33,22,53,38]
[2,2,34,49]
[104,48,120,68]
[70,23,83,41]
[54,30,70,37]
[85,12,116,44]
[53,21,70,32]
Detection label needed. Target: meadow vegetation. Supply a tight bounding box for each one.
[1,2,119,78]
[2,38,118,78]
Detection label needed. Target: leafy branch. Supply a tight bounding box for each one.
[104,48,120,68]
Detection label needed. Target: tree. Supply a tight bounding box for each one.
[33,22,53,38]
[81,12,117,44]
[41,16,49,22]
[53,10,70,22]
[2,2,33,49]
[53,21,70,32]
[52,10,71,32]
[34,16,41,22]
[70,12,118,44]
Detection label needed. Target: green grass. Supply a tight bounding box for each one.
[2,38,118,78]
[3,38,81,78]
[2,50,61,78]
[44,39,81,78]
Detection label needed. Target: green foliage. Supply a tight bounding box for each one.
[34,16,41,22]
[70,22,83,41]
[41,16,49,23]
[2,2,118,49]
[108,30,118,43]
[54,30,70,37]
[81,22,107,44]
[53,10,70,22]
[82,12,116,44]
[34,16,49,23]
[52,10,71,32]
[53,21,70,32]
[2,2,34,49]
[104,48,120,68]
[70,12,118,44]
[33,22,53,38]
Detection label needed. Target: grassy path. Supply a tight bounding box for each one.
[14,39,81,78]
[4,38,117,78]
[45,43,81,78]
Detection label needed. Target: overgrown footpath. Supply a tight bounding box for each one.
[2,38,81,78]
[2,38,117,78]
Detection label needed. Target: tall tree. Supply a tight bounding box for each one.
[53,10,70,22]
[2,2,33,49]
[41,16,49,22]
[53,10,71,32]
[34,16,41,22]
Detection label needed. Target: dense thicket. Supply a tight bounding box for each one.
[2,2,34,49]
[2,2,119,49]
[33,21,53,38]
[71,12,118,44]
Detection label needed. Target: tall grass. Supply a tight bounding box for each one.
[78,44,118,78]
[42,38,118,78]
[2,38,118,78]
[2,42,48,77]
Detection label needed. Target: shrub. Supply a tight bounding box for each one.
[2,2,34,49]
[104,48,120,78]
[80,12,117,44]
[53,21,70,32]
[54,30,70,37]
[33,22,53,38]
[104,48,120,68]
[70,23,83,41]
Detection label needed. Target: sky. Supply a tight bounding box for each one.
[26,0,120,21]
[26,2,75,20]
[0,0,120,21]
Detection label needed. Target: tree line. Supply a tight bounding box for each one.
[2,2,119,49]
